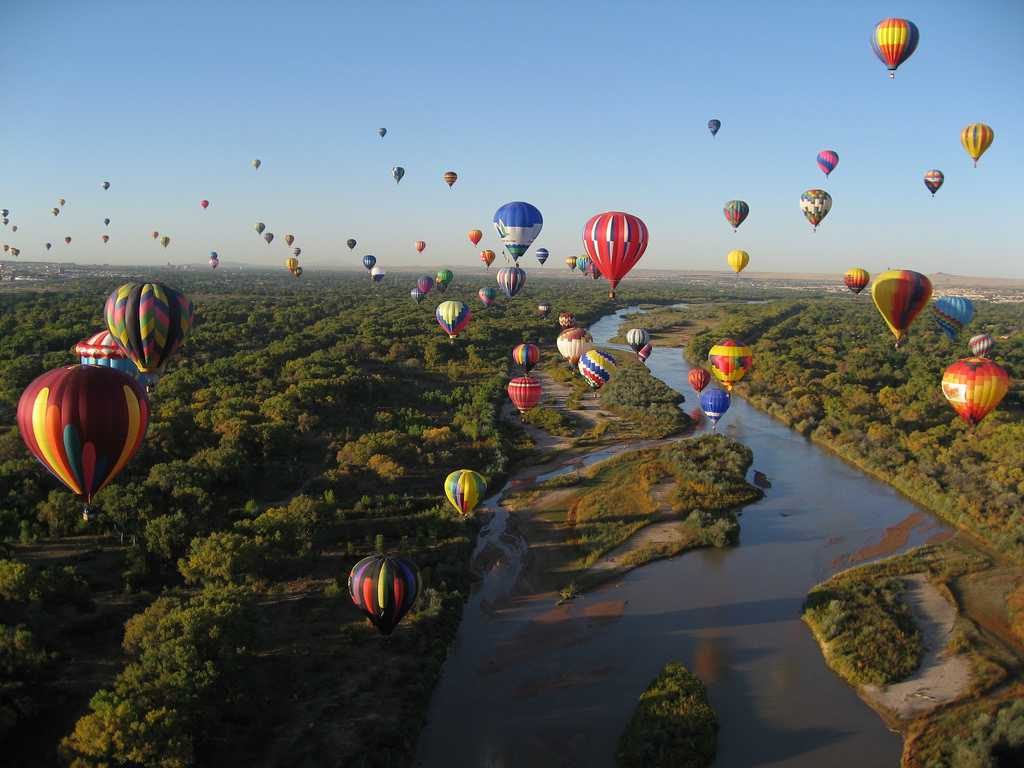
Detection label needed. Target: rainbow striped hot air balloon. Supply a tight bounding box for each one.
[923,170,944,196]
[512,343,540,373]
[708,340,753,391]
[17,366,150,505]
[871,270,933,347]
[871,18,920,78]
[723,200,749,232]
[444,469,487,516]
[816,150,839,178]
[932,296,975,340]
[844,268,870,294]
[941,358,1009,427]
[961,123,994,167]
[348,554,421,636]
[435,300,471,341]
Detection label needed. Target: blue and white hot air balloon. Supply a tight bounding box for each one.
[932,296,975,341]
[535,247,549,266]
[700,388,731,430]
[362,254,376,271]
[493,201,543,263]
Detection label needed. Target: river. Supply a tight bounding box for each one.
[416,306,947,768]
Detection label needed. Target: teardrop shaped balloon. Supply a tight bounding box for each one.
[575,255,591,275]
[800,189,832,230]
[723,200,749,232]
[479,249,496,268]
[362,254,376,271]
[507,376,542,413]
[377,128,387,139]
[436,269,454,288]
[871,270,933,347]
[200,199,210,209]
[263,232,274,245]
[968,334,993,358]
[414,240,426,253]
[347,238,357,250]
[961,123,994,167]
[535,247,549,266]
[101,181,111,190]
[284,234,295,246]
[51,207,60,216]
[443,171,458,188]
[816,150,839,178]
[255,222,265,235]
[286,257,299,273]
[105,282,195,375]
[700,388,730,429]
[844,268,870,294]
[392,166,405,184]
[923,170,944,196]
[496,266,526,298]
[435,300,472,340]
[556,327,593,367]
[292,247,301,258]
[45,243,52,250]
[578,349,616,389]
[468,229,483,246]
[932,296,975,341]
[104,218,111,226]
[512,343,540,373]
[708,340,753,392]
[417,275,435,294]
[151,231,159,239]
[493,202,543,263]
[478,287,497,307]
[626,328,650,353]
[565,256,577,271]
[558,312,575,329]
[101,235,110,244]
[871,18,920,78]
[708,119,721,137]
[252,159,261,169]
[411,287,425,304]
[65,237,72,245]
[726,250,749,274]
[581,211,649,298]
[348,554,421,636]
[637,344,653,363]
[17,365,150,504]
[209,254,219,269]
[444,470,487,516]
[941,358,1009,426]
[688,368,711,393]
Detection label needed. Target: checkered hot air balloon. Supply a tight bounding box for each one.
[800,190,832,230]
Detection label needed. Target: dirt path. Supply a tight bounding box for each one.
[862,574,972,718]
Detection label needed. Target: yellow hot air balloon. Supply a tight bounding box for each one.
[708,340,753,391]
[870,270,933,347]
[960,123,994,167]
[444,469,487,516]
[726,249,749,274]
[286,257,299,273]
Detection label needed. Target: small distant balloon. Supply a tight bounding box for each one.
[252,159,261,169]
[816,150,839,178]
[65,237,72,245]
[101,235,109,244]
[844,268,870,294]
[468,229,483,246]
[478,287,497,307]
[159,235,171,248]
[104,218,111,226]
[411,287,425,304]
[723,200,749,232]
[199,199,210,209]
[535,247,549,266]
[726,250,749,274]
[362,254,377,271]
[708,119,721,137]
[101,181,110,190]
[392,166,405,184]
[414,240,426,254]
[263,233,274,245]
[871,18,920,78]
[961,123,994,167]
[255,222,265,235]
[480,249,496,268]
[443,171,458,188]
[923,170,944,196]
[284,234,295,246]
[370,266,386,283]
[378,128,387,139]
[347,238,357,250]
[151,231,160,239]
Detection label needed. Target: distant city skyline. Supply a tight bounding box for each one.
[1,0,1022,277]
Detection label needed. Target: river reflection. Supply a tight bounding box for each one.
[416,306,943,767]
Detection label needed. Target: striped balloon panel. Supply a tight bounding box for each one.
[870,270,933,341]
[871,18,919,70]
[581,211,649,294]
[507,376,542,412]
[941,358,1009,426]
[411,288,425,304]
[444,469,487,516]
[435,301,472,338]
[480,250,496,267]
[436,270,454,286]
[844,268,870,294]
[960,123,994,165]
[74,330,128,361]
[348,555,422,636]
[637,344,652,363]
[535,248,549,265]
[16,365,149,503]
[496,266,527,298]
[688,368,711,393]
[104,283,194,374]
[968,334,994,357]
[626,328,650,351]
[723,201,749,230]
[362,255,376,270]
[932,297,975,340]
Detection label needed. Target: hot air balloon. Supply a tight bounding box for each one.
[480,249,496,268]
[252,159,261,169]
[11,226,16,232]
[800,189,832,230]
[362,254,376,271]
[392,166,405,184]
[816,150,839,178]
[468,229,483,246]
[200,200,210,209]
[101,235,110,244]
[444,470,487,516]
[45,243,52,251]
[414,240,426,254]
[64,237,72,245]
[58,198,65,207]
[443,171,458,188]
[575,255,591,275]
[689,368,711,393]
[478,287,497,307]
[535,248,549,266]
[255,222,265,235]
[347,238,357,250]
[496,266,526,298]
[579,349,616,389]
[558,312,576,329]
[565,256,577,271]
[969,334,994,358]
[435,300,471,341]
[105,283,194,378]
[556,327,593,369]
[417,275,435,294]
[17,366,150,505]
[292,247,301,258]
[209,253,219,269]
[727,250,749,274]
[493,202,543,263]
[700,389,730,430]
[626,328,650,353]
[638,344,653,363]
[263,233,274,245]
[101,181,110,190]
[286,257,299,274]
[708,340,753,391]
[151,231,160,239]
[961,123,994,167]
[348,554,421,636]
[74,330,139,378]
[294,267,303,277]
[411,287,425,304]
[378,128,387,139]
[436,269,454,292]
[370,266,386,283]
[582,211,649,298]
[507,376,542,415]
[724,200,749,232]
[924,170,944,196]
[844,268,870,294]
[284,234,295,246]
[708,119,721,137]
[871,18,920,78]
[104,218,111,226]
[932,296,975,340]
[871,270,933,347]
[51,207,60,216]
[512,343,540,373]
[537,303,551,319]
[941,358,1009,427]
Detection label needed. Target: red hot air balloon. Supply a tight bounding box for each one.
[941,358,1009,427]
[581,211,649,298]
[199,199,210,209]
[468,229,483,246]
[414,240,426,253]
[688,368,711,393]
[17,366,150,505]
[507,376,542,416]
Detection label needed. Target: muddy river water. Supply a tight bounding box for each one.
[416,306,948,767]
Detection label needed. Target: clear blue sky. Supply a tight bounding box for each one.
[2,0,1022,277]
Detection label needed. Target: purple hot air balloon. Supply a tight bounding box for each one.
[417,275,435,294]
[817,150,839,178]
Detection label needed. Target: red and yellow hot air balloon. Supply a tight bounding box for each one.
[443,171,458,188]
[708,340,753,391]
[17,366,150,505]
[960,123,994,167]
[871,18,919,78]
[479,249,495,268]
[468,229,483,246]
[581,211,649,298]
[844,268,870,294]
[941,358,1009,426]
[507,376,542,415]
[871,270,933,347]
[688,368,711,393]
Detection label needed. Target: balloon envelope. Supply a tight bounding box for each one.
[417,275,435,294]
[924,170,944,196]
[844,268,870,294]
[392,166,405,184]
[723,200,749,231]
[961,123,994,167]
[871,18,920,77]
[557,327,592,367]
[493,202,543,262]
[816,150,839,177]
[727,250,749,274]
[444,470,487,516]
[581,211,649,298]
[435,300,472,339]
[512,343,540,373]
[507,376,542,413]
[105,283,195,374]
[932,296,975,340]
[708,340,753,391]
[969,334,994,357]
[700,389,730,428]
[478,287,497,307]
[496,266,526,298]
[871,270,933,346]
[347,238,357,250]
[941,358,1009,426]
[479,249,496,268]
[800,189,832,230]
[348,554,421,636]
[708,119,721,137]
[362,254,377,271]
[468,229,483,246]
[688,368,711,393]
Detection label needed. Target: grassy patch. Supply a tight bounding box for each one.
[521,405,575,436]
[616,662,718,768]
[599,362,690,438]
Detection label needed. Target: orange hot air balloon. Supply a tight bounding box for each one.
[941,357,1009,426]
[871,18,919,78]
[871,270,933,347]
[414,240,426,254]
[843,268,870,294]
[479,249,496,268]
[468,229,483,246]
[688,368,711,393]
[443,171,458,188]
